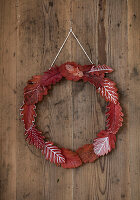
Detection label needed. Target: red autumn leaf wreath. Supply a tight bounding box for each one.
[20,62,123,168]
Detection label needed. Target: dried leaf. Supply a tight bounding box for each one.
[88,64,113,75]
[27,75,41,84]
[109,134,116,149]
[93,136,111,156]
[24,75,48,105]
[93,131,116,156]
[20,104,36,130]
[97,78,118,104]
[82,73,104,88]
[41,66,63,87]
[78,64,92,72]
[61,148,82,168]
[106,102,123,134]
[76,144,98,163]
[25,126,45,149]
[83,76,118,104]
[42,142,65,165]
[59,62,83,81]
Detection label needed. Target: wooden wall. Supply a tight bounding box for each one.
[0,0,140,199]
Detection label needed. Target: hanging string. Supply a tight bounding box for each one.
[50,29,72,68]
[50,27,94,68]
[70,28,94,65]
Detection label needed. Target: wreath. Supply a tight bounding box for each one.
[20,62,123,168]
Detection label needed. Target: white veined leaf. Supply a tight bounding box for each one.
[42,142,65,164]
[93,137,111,156]
[97,79,118,104]
[88,64,113,73]
[25,126,45,149]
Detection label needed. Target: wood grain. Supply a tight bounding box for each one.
[128,0,140,199]
[0,0,140,200]
[0,0,17,199]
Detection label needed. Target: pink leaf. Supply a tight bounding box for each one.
[93,136,111,156]
[25,126,45,149]
[97,78,118,104]
[106,102,124,134]
[42,142,65,165]
[88,64,113,74]
[93,131,117,156]
[59,62,83,81]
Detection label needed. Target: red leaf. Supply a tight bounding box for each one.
[78,64,92,72]
[85,76,118,104]
[97,78,118,104]
[20,104,36,130]
[27,75,41,84]
[24,75,48,105]
[76,144,98,163]
[82,74,104,87]
[109,134,116,149]
[61,148,82,168]
[83,74,119,105]
[97,130,117,149]
[41,66,63,87]
[25,126,45,149]
[88,64,113,76]
[59,62,83,81]
[97,130,109,137]
[42,142,65,165]
[106,102,123,134]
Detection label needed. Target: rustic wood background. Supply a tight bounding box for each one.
[0,0,140,200]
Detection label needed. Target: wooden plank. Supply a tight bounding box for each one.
[16,1,47,198]
[72,0,130,200]
[128,0,140,199]
[16,0,73,200]
[71,1,101,200]
[0,0,17,200]
[103,1,130,200]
